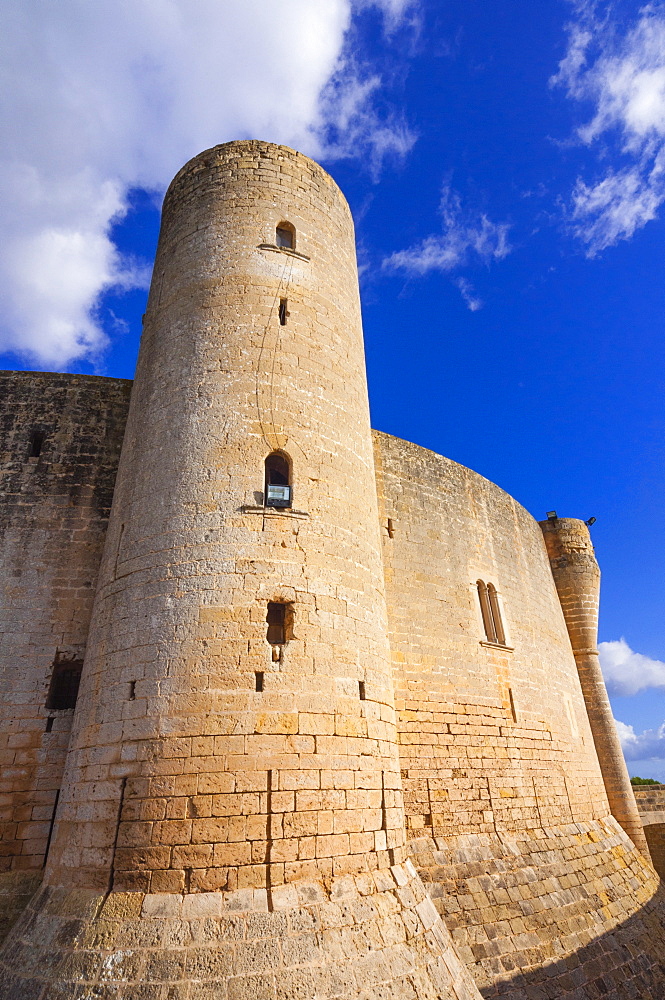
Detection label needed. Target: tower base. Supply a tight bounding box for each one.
[410,817,665,999]
[0,864,482,999]
[0,871,42,946]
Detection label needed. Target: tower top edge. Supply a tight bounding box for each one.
[538,516,592,531]
[165,139,350,213]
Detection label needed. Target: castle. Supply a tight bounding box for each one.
[1,140,664,999]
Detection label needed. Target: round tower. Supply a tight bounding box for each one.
[0,142,481,1000]
[540,516,649,857]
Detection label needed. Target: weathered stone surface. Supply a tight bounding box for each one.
[634,785,665,877]
[0,371,131,939]
[0,870,480,1000]
[0,140,662,997]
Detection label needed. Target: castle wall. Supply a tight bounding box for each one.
[1,138,663,998]
[373,431,665,997]
[0,143,483,1000]
[635,785,665,877]
[0,371,130,936]
[373,431,608,835]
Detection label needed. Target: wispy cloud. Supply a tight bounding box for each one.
[615,718,665,761]
[383,184,510,308]
[455,277,483,312]
[355,0,419,33]
[552,2,665,254]
[0,0,416,368]
[319,64,416,178]
[599,637,665,696]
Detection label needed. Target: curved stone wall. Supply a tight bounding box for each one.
[374,431,608,835]
[373,430,665,995]
[0,143,484,1000]
[0,371,130,939]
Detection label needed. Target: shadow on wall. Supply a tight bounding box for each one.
[477,880,665,999]
[645,824,665,880]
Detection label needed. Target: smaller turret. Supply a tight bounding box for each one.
[540,516,650,858]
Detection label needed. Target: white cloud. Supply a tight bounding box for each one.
[0,0,415,368]
[383,184,510,307]
[553,3,665,254]
[455,277,483,312]
[599,637,665,696]
[356,0,417,32]
[616,718,665,761]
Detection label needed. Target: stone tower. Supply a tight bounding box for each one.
[540,516,649,856]
[0,142,481,999]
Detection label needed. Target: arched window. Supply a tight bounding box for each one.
[264,451,291,508]
[477,580,506,645]
[276,221,295,250]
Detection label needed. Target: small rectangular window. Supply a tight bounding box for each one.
[46,659,83,711]
[276,226,294,249]
[278,299,288,325]
[255,672,264,692]
[29,430,45,458]
[359,681,366,700]
[266,602,286,645]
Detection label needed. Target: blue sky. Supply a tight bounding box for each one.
[1,0,664,777]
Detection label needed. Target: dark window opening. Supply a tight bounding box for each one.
[266,601,293,645]
[359,681,366,700]
[477,580,507,646]
[278,298,288,325]
[45,717,54,733]
[129,681,136,701]
[255,671,264,692]
[276,222,295,249]
[46,658,83,711]
[265,451,292,508]
[29,430,45,458]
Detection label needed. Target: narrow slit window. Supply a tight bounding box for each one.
[276,222,295,249]
[266,602,287,645]
[255,672,264,692]
[508,687,517,723]
[265,451,292,508]
[46,659,83,711]
[359,681,366,701]
[278,298,288,325]
[29,430,45,458]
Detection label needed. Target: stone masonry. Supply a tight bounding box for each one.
[0,141,662,997]
[0,372,131,940]
[634,785,665,878]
